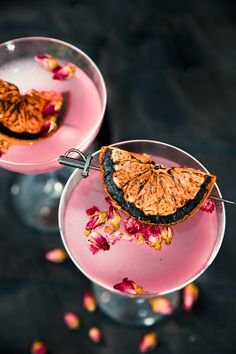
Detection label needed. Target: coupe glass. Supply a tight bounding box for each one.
[58,140,225,326]
[0,37,106,232]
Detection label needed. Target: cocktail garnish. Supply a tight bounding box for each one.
[139,332,158,353]
[53,63,76,80]
[83,289,97,312]
[149,297,174,315]
[86,205,100,216]
[87,231,110,254]
[99,146,217,225]
[35,54,59,71]
[85,211,107,231]
[107,205,121,231]
[63,312,81,329]
[182,283,199,311]
[0,79,64,154]
[35,54,76,80]
[200,198,216,213]
[113,277,146,294]
[88,327,102,343]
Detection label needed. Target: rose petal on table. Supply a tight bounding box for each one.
[83,289,97,312]
[183,283,199,311]
[86,205,100,216]
[113,277,145,295]
[87,231,110,254]
[125,217,143,234]
[63,312,81,329]
[35,54,59,71]
[86,212,107,230]
[200,199,216,213]
[160,226,174,245]
[108,205,121,231]
[149,297,174,315]
[31,340,47,354]
[139,332,158,353]
[53,63,76,80]
[88,327,102,343]
[45,248,67,263]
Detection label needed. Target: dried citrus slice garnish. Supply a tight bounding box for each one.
[99,146,216,225]
[0,79,63,147]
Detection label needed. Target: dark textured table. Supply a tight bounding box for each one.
[0,1,236,353]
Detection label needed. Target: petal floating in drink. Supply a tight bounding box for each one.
[142,224,162,249]
[200,199,215,213]
[53,63,76,80]
[88,327,102,343]
[139,332,158,353]
[86,205,100,216]
[160,226,174,245]
[149,297,174,315]
[83,289,97,312]
[45,248,67,263]
[31,340,47,354]
[125,217,143,235]
[35,54,59,71]
[87,231,110,254]
[0,139,10,157]
[183,283,199,311]
[108,205,121,231]
[113,277,145,295]
[64,312,81,329]
[86,212,107,231]
[42,100,62,117]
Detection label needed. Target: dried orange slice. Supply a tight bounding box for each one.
[100,146,216,225]
[0,79,63,145]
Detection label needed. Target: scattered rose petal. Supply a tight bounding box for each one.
[105,196,112,204]
[0,139,10,156]
[139,332,158,353]
[105,230,122,245]
[108,205,121,231]
[86,212,107,231]
[31,340,47,354]
[149,297,174,315]
[86,205,100,216]
[88,327,102,343]
[45,248,67,263]
[64,312,80,329]
[160,226,174,245]
[53,63,76,80]
[87,231,110,254]
[41,120,56,137]
[35,54,59,71]
[83,289,97,312]
[183,283,199,311]
[42,100,62,117]
[200,199,215,213]
[142,225,162,250]
[114,277,145,295]
[104,225,114,233]
[125,217,143,234]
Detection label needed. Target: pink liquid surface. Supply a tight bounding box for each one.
[0,57,103,173]
[62,156,219,294]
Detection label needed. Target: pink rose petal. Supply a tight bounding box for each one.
[87,231,110,254]
[42,101,62,117]
[45,248,67,263]
[31,340,47,354]
[139,333,158,353]
[105,230,122,245]
[113,277,145,294]
[108,205,121,231]
[183,283,199,311]
[86,212,107,231]
[86,205,100,216]
[125,217,143,234]
[64,312,80,329]
[35,54,59,71]
[83,289,97,312]
[53,63,76,80]
[200,199,215,213]
[149,297,174,315]
[88,327,102,343]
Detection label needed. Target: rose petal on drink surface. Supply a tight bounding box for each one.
[87,231,110,254]
[142,224,161,238]
[0,139,10,156]
[200,199,215,213]
[149,297,174,315]
[83,289,97,312]
[160,226,174,245]
[183,283,199,311]
[125,217,143,234]
[139,332,158,353]
[113,277,145,295]
[142,225,162,250]
[31,340,47,354]
[88,327,102,343]
[105,196,112,204]
[108,205,121,231]
[41,119,57,137]
[86,212,107,230]
[53,63,76,80]
[86,205,100,216]
[35,54,59,71]
[45,248,67,263]
[42,100,62,117]
[105,230,122,245]
[64,312,80,329]
[89,245,99,255]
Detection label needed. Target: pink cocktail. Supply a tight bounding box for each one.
[59,140,225,325]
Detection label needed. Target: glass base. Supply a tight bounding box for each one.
[10,168,71,233]
[92,284,180,326]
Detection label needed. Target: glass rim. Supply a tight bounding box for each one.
[58,139,226,298]
[0,36,107,167]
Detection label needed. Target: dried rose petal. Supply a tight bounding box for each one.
[42,100,62,117]
[53,63,76,80]
[31,340,47,354]
[83,289,97,312]
[125,217,143,234]
[139,332,158,353]
[149,297,173,315]
[143,225,162,250]
[142,224,161,238]
[45,248,67,263]
[108,205,121,231]
[86,212,107,231]
[88,327,102,343]
[200,199,215,213]
[64,312,80,329]
[41,120,52,137]
[87,231,110,254]
[114,277,145,295]
[160,226,174,245]
[183,283,199,311]
[35,54,59,71]
[105,230,122,245]
[105,196,112,204]
[0,139,10,156]
[86,205,100,216]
